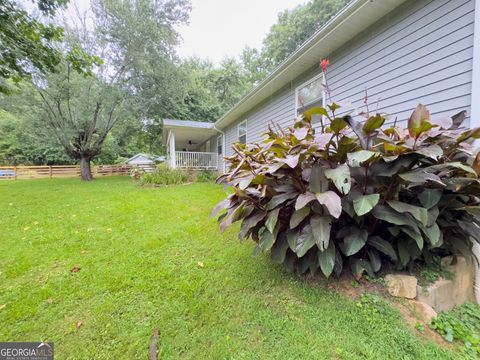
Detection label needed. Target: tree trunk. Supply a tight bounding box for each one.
[80,156,93,181]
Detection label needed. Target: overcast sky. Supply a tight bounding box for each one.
[58,0,306,63]
[176,0,307,63]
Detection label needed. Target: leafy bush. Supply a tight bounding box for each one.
[212,103,480,278]
[415,263,453,288]
[139,164,188,185]
[197,170,218,183]
[430,302,480,356]
[136,165,217,185]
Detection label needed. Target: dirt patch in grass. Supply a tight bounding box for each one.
[307,273,387,300]
[308,272,452,349]
[391,299,452,348]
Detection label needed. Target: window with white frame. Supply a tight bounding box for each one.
[295,73,325,116]
[238,120,247,144]
[217,135,223,155]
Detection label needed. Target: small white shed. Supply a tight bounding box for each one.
[125,153,164,172]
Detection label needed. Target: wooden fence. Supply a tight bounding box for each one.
[0,164,133,180]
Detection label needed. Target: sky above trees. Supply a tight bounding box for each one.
[176,0,307,63]
[59,0,307,63]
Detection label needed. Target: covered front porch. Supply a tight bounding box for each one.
[163,119,221,170]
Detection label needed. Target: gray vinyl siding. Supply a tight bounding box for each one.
[328,0,474,125]
[224,88,296,156]
[221,0,475,162]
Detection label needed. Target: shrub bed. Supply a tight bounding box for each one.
[212,103,480,278]
[430,302,480,356]
[135,164,217,186]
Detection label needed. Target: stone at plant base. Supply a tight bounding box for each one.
[385,274,417,298]
[409,300,437,323]
[416,256,475,312]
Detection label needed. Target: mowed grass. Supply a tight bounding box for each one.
[0,177,461,359]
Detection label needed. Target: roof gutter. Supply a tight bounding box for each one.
[215,0,369,129]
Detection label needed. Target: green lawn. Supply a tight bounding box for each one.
[0,177,462,359]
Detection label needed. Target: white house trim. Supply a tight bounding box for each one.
[237,120,248,144]
[295,73,322,113]
[295,72,327,115]
[471,0,480,128]
[216,135,222,155]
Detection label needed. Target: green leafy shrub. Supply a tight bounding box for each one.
[136,165,217,185]
[212,103,480,278]
[197,170,218,183]
[416,263,453,288]
[430,302,480,356]
[139,164,188,185]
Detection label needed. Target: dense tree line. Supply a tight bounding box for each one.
[0,0,346,179]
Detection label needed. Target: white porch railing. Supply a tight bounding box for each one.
[174,151,218,170]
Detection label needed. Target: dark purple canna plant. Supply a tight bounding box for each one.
[211,103,480,279]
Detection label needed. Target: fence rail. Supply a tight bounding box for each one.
[174,151,218,170]
[0,164,133,180]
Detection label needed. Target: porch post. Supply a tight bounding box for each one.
[169,131,176,169]
[166,131,171,167]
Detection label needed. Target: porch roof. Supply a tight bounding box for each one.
[163,119,218,151]
[163,119,215,129]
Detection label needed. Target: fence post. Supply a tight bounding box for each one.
[49,166,52,179]
[110,166,113,176]
[14,166,17,180]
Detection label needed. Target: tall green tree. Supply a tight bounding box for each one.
[0,0,66,93]
[241,47,270,86]
[0,0,101,94]
[92,0,191,119]
[90,0,194,153]
[0,109,24,163]
[36,61,129,180]
[0,84,71,165]
[92,0,252,152]
[0,81,142,166]
[243,0,348,82]
[181,57,250,122]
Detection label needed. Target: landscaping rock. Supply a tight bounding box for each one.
[416,256,475,312]
[385,274,417,298]
[409,300,437,323]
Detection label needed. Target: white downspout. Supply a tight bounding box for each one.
[471,0,480,303]
[213,125,226,173]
